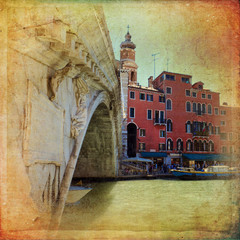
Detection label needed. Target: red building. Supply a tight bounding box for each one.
[119,30,240,167]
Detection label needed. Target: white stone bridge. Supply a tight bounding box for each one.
[1,2,122,231]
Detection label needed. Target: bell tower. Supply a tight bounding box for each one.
[120,27,138,85]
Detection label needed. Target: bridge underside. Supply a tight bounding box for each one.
[74,103,115,178]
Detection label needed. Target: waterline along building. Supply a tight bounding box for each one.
[118,30,240,167]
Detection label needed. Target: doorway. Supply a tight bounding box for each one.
[127,123,137,157]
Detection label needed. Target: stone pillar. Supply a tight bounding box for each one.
[120,70,129,158]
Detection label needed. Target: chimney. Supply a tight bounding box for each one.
[223,102,228,106]
[148,76,153,88]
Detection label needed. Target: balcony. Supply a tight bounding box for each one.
[192,130,209,137]
[154,118,166,125]
[194,110,206,116]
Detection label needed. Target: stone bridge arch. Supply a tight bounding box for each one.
[2,2,122,232]
[74,92,117,178]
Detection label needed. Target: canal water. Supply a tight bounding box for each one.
[59,179,239,239]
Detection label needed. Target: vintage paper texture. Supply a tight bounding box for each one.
[0,0,239,239]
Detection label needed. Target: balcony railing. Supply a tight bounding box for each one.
[192,130,209,137]
[154,118,166,125]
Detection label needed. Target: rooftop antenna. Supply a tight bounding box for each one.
[127,24,130,33]
[152,52,160,79]
[167,58,169,72]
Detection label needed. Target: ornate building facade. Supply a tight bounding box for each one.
[119,31,240,166]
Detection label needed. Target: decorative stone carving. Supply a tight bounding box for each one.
[71,76,89,138]
[50,63,79,100]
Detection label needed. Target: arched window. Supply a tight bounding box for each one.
[203,140,207,151]
[167,119,172,132]
[185,121,191,133]
[208,123,213,135]
[197,103,201,115]
[167,138,173,150]
[193,103,197,112]
[166,99,172,110]
[193,140,199,151]
[186,102,191,112]
[199,140,203,151]
[209,141,214,152]
[202,104,206,114]
[208,104,212,114]
[186,140,192,151]
[176,139,183,151]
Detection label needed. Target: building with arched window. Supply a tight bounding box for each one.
[119,30,239,167]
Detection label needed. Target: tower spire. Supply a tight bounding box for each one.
[127,24,130,33]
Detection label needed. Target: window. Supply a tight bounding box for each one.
[198,85,203,90]
[208,104,212,114]
[159,143,166,151]
[155,110,165,124]
[186,102,191,112]
[197,103,201,115]
[186,90,190,96]
[167,139,173,150]
[139,142,146,151]
[166,99,172,110]
[202,93,206,99]
[220,133,227,140]
[214,108,219,115]
[176,139,183,151]
[159,95,165,102]
[130,108,135,118]
[192,92,197,98]
[199,140,203,151]
[147,109,152,120]
[221,146,227,153]
[166,74,175,81]
[147,94,153,101]
[208,123,213,135]
[130,91,135,99]
[202,104,206,114]
[160,130,166,138]
[221,110,226,115]
[186,121,191,133]
[193,103,197,112]
[215,126,220,135]
[203,141,208,151]
[220,121,225,126]
[167,119,172,132]
[209,141,214,152]
[229,133,233,141]
[229,146,233,154]
[182,77,190,83]
[160,75,164,82]
[140,93,145,100]
[207,94,212,99]
[140,129,146,137]
[193,140,199,151]
[166,87,172,94]
[186,140,192,151]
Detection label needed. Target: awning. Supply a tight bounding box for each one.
[140,152,167,158]
[182,153,229,161]
[122,157,153,163]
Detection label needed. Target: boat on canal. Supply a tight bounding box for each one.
[171,165,240,180]
[66,180,92,204]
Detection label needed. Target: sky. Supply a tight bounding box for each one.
[103,0,239,106]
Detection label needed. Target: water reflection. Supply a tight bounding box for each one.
[60,179,239,239]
